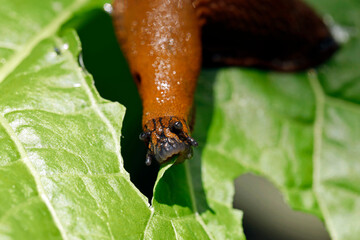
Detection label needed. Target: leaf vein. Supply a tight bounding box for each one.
[0,0,87,84]
[309,72,338,240]
[142,209,154,240]
[0,114,69,239]
[185,162,214,240]
[58,38,125,174]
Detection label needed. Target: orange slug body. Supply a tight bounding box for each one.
[112,0,338,165]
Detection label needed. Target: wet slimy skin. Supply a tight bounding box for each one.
[113,0,201,165]
[140,116,198,165]
[112,0,338,165]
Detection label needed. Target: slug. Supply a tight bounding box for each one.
[112,0,338,166]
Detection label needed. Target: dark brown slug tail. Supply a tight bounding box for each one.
[195,0,339,71]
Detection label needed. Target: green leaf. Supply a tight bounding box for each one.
[0,0,237,239]
[182,0,360,240]
[0,1,152,238]
[0,27,152,239]
[1,0,359,239]
[147,0,360,238]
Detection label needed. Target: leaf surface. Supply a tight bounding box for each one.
[0,0,154,238]
[0,0,237,239]
[0,0,359,239]
[182,0,360,239]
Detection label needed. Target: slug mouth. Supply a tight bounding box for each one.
[139,117,198,166]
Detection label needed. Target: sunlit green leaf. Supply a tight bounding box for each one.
[0,0,359,239]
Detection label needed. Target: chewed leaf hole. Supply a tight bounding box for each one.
[233,174,330,240]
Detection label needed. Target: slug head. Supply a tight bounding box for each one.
[139,116,198,166]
